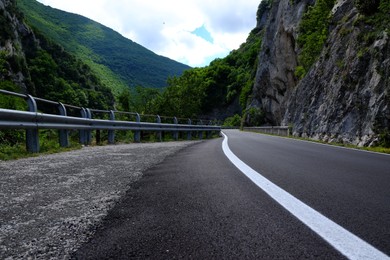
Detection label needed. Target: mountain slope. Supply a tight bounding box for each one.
[0,0,114,110]
[17,0,190,93]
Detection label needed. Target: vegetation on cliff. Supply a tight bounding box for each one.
[295,0,336,78]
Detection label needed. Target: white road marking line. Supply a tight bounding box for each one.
[221,132,389,260]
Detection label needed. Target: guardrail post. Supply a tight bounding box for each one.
[58,102,69,147]
[187,119,192,140]
[80,108,85,145]
[199,120,203,140]
[80,108,88,145]
[26,95,39,153]
[173,117,178,141]
[134,113,141,143]
[86,108,92,144]
[156,115,162,142]
[207,120,212,139]
[108,110,115,144]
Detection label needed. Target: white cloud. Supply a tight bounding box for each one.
[37,0,260,67]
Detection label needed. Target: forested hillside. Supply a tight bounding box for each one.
[1,0,116,154]
[17,0,190,93]
[146,28,262,120]
[0,0,114,110]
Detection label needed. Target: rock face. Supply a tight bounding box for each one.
[250,0,390,146]
[252,0,314,125]
[0,0,34,93]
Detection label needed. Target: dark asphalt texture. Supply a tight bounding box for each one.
[73,130,389,259]
[225,130,390,256]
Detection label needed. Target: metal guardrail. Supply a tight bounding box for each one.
[0,89,221,153]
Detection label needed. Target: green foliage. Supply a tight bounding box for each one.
[0,81,26,110]
[239,79,254,109]
[257,0,273,21]
[378,130,390,148]
[17,0,190,92]
[294,65,306,80]
[359,0,390,37]
[354,0,380,15]
[117,86,161,114]
[296,0,335,75]
[223,114,242,127]
[0,141,27,161]
[0,51,6,72]
[0,1,24,44]
[24,33,115,109]
[243,107,266,127]
[354,0,390,61]
[150,68,208,118]
[150,30,262,119]
[0,10,14,44]
[0,130,83,161]
[114,130,134,144]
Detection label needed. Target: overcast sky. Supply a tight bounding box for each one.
[36,0,260,67]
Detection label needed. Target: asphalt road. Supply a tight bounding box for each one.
[72,130,390,259]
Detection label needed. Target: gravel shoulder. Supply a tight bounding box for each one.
[0,141,197,259]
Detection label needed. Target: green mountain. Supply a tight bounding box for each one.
[1,0,114,111]
[17,0,190,94]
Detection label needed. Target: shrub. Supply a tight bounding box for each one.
[354,0,380,15]
[223,114,242,127]
[297,0,336,74]
[243,107,266,127]
[294,66,306,80]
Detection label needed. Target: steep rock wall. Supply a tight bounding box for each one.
[251,0,314,125]
[284,0,390,145]
[251,0,390,146]
[0,0,34,93]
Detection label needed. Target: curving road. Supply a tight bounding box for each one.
[73,129,390,259]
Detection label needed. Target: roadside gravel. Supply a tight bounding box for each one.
[0,141,197,259]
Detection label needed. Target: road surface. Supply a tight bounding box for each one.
[72,129,390,259]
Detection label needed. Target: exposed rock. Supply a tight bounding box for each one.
[284,0,389,145]
[251,0,314,125]
[0,0,33,93]
[249,0,390,146]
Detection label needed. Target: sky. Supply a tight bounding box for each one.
[36,0,260,67]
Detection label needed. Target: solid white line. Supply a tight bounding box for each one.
[221,132,389,260]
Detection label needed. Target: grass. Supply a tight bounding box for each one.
[0,130,219,161]
[0,142,82,161]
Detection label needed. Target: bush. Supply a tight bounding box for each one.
[354,0,380,15]
[297,0,335,74]
[294,66,306,80]
[379,130,390,148]
[223,114,242,127]
[243,107,266,127]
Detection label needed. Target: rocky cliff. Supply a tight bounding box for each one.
[0,0,34,93]
[250,0,389,146]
